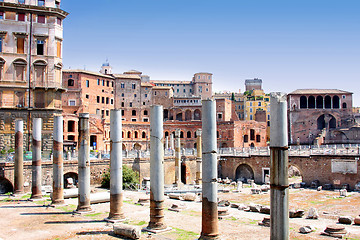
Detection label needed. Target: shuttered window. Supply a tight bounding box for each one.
[17,38,25,54]
[56,41,61,58]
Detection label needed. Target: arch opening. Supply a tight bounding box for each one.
[235,164,254,182]
[64,172,78,189]
[0,177,13,194]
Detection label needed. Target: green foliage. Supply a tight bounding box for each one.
[0,149,6,154]
[7,148,14,153]
[101,165,139,189]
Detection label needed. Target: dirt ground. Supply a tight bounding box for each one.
[1,185,360,240]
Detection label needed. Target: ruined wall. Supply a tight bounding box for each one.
[220,154,360,190]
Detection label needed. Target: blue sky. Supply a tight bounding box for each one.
[61,0,360,106]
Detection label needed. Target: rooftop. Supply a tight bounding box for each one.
[63,69,114,79]
[290,89,353,95]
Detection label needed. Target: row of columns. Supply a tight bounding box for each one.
[12,94,288,239]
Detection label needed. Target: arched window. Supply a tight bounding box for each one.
[185,110,192,121]
[343,102,347,109]
[68,79,74,86]
[316,96,323,109]
[132,110,136,116]
[329,117,336,129]
[187,131,191,138]
[325,96,331,109]
[134,131,138,138]
[300,96,307,109]
[308,96,315,109]
[122,131,125,138]
[180,131,184,138]
[13,58,27,81]
[164,131,169,137]
[144,110,148,116]
[333,95,340,109]
[127,131,131,138]
[142,132,146,138]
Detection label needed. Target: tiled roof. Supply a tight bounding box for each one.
[63,69,114,79]
[113,74,141,80]
[290,89,352,95]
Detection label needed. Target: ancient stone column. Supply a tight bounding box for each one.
[170,133,174,150]
[174,129,181,186]
[52,115,64,205]
[31,118,42,199]
[270,92,289,240]
[76,113,92,212]
[196,129,202,185]
[147,105,167,230]
[200,99,219,239]
[106,109,125,221]
[14,119,24,194]
[165,136,169,150]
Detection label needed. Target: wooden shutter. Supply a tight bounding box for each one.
[57,41,61,58]
[17,38,24,54]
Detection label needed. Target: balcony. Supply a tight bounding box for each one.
[31,80,65,91]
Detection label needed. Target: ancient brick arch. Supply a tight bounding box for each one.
[0,177,13,194]
[235,163,255,182]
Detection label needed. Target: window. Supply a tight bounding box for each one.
[14,59,26,81]
[97,96,100,103]
[56,17,62,26]
[121,93,124,97]
[101,97,104,103]
[102,80,105,86]
[144,110,148,115]
[67,121,75,132]
[145,94,147,98]
[132,83,136,89]
[250,115,253,120]
[154,91,157,96]
[256,135,261,143]
[0,11,4,20]
[106,110,109,116]
[121,102,124,107]
[101,109,104,116]
[249,102,252,107]
[121,83,125,88]
[183,89,186,93]
[106,97,109,104]
[67,79,74,86]
[17,38,25,54]
[38,0,45,6]
[106,81,109,87]
[258,102,261,106]
[97,79,100,85]
[96,109,100,115]
[165,92,168,96]
[56,40,61,58]
[37,15,45,23]
[86,80,89,87]
[37,40,44,55]
[132,110,136,116]
[244,135,248,142]
[129,102,132,107]
[68,100,76,106]
[0,37,2,52]
[17,13,25,21]
[55,0,60,8]
[18,0,25,4]
[86,94,89,99]
[110,99,113,104]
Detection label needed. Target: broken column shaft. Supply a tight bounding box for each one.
[52,115,64,205]
[147,105,167,230]
[31,118,42,199]
[76,113,92,212]
[270,92,289,240]
[200,99,219,239]
[196,129,202,185]
[107,109,125,221]
[14,119,24,194]
[174,129,181,186]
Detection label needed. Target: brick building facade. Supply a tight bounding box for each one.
[288,89,359,145]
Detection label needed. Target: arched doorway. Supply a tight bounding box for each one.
[235,164,254,182]
[181,161,188,184]
[0,177,13,194]
[64,172,78,189]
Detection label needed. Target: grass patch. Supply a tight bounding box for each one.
[123,200,134,204]
[56,204,77,212]
[1,198,11,202]
[21,194,31,199]
[248,219,259,225]
[134,220,147,226]
[34,199,51,205]
[85,212,102,217]
[226,216,237,221]
[171,227,198,240]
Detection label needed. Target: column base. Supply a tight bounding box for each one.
[51,199,65,206]
[142,226,172,234]
[74,205,92,214]
[104,217,127,223]
[199,233,220,240]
